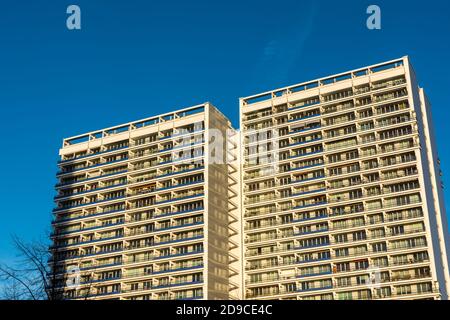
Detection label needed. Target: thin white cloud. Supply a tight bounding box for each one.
[253,1,319,85]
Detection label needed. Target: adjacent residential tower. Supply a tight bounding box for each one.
[51,103,241,300]
[240,56,450,300]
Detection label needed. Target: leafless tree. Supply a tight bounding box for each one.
[0,234,61,300]
[1,234,101,300]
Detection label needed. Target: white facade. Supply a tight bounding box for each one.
[239,56,450,300]
[51,103,241,300]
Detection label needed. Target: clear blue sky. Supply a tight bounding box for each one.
[0,0,449,263]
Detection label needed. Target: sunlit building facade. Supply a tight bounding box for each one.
[240,57,450,300]
[50,57,450,301]
[50,103,241,300]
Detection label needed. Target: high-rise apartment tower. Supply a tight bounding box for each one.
[240,56,450,300]
[51,103,241,300]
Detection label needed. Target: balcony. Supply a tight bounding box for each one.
[156,165,204,178]
[55,170,128,188]
[54,182,127,200]
[58,145,129,164]
[293,201,328,210]
[57,157,129,176]
[52,207,126,224]
[288,113,321,124]
[155,179,204,192]
[154,193,204,205]
[288,137,323,148]
[289,124,321,135]
[152,280,203,290]
[53,195,126,212]
[154,206,204,219]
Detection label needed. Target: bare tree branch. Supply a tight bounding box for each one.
[0,264,37,300]
[0,234,60,300]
